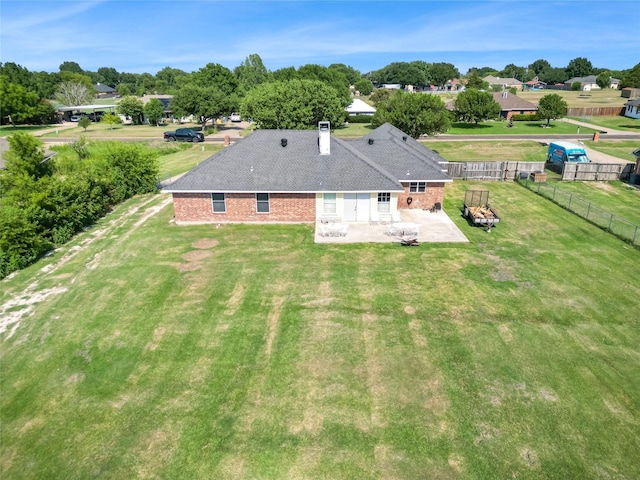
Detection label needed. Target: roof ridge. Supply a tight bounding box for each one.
[333,136,402,187]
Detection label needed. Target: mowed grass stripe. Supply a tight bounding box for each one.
[1,181,639,479]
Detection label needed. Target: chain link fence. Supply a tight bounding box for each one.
[520,178,640,247]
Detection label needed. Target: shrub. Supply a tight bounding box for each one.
[571,82,582,91]
[511,113,539,121]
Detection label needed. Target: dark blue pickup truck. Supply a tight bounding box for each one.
[163,128,204,143]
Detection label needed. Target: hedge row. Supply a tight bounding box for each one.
[0,134,159,278]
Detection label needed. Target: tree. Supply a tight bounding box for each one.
[59,61,83,74]
[2,133,51,184]
[537,93,568,126]
[144,98,165,126]
[370,62,427,87]
[78,116,91,132]
[465,71,487,90]
[370,88,394,105]
[171,85,231,130]
[429,62,460,88]
[55,81,95,106]
[117,96,144,124]
[189,63,237,95]
[453,89,501,126]
[0,76,39,125]
[101,113,122,130]
[241,79,346,129]
[539,67,568,85]
[596,71,611,89]
[529,59,551,76]
[620,62,640,88]
[499,63,527,81]
[297,64,351,105]
[371,90,450,138]
[96,67,120,86]
[328,63,361,85]
[234,54,270,95]
[566,57,593,78]
[354,78,374,96]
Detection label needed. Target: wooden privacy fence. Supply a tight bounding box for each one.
[560,162,633,181]
[446,161,545,180]
[566,106,625,117]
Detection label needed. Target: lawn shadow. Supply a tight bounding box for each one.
[450,123,493,130]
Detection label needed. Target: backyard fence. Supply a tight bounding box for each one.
[520,178,640,247]
[447,161,546,181]
[548,162,634,181]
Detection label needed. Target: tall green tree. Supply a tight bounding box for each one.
[565,57,593,78]
[59,61,83,74]
[371,90,450,138]
[537,93,568,126]
[171,85,231,130]
[189,63,237,95]
[620,62,640,88]
[596,71,611,89]
[234,54,270,95]
[529,59,551,76]
[297,64,351,105]
[429,62,460,88]
[370,62,427,87]
[465,71,487,90]
[144,98,165,126]
[354,78,374,96]
[0,76,39,125]
[117,96,144,124]
[453,89,501,125]
[241,79,345,129]
[328,63,361,85]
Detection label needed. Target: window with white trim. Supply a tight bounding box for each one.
[410,182,426,193]
[323,193,336,214]
[256,193,270,213]
[211,193,226,213]
[377,192,390,212]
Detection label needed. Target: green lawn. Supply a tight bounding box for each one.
[538,179,640,227]
[1,181,639,479]
[583,139,639,162]
[422,140,548,162]
[158,143,224,181]
[446,120,597,135]
[0,125,52,137]
[571,116,640,133]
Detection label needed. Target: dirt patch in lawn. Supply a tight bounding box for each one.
[192,238,219,249]
[181,250,212,262]
[136,425,179,479]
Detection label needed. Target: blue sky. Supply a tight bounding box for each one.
[1,0,638,76]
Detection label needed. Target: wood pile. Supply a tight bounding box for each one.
[468,206,497,219]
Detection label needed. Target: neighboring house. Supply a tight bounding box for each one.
[523,77,547,90]
[483,76,523,90]
[564,75,620,91]
[94,83,117,97]
[164,122,451,224]
[141,94,173,121]
[623,98,640,119]
[491,92,538,120]
[346,99,376,116]
[445,92,537,120]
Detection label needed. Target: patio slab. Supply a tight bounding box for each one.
[314,209,469,244]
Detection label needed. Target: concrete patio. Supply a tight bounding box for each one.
[314,208,469,244]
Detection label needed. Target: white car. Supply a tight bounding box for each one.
[70,115,82,122]
[230,113,241,122]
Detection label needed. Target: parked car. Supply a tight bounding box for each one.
[163,128,205,143]
[70,115,82,122]
[230,113,241,122]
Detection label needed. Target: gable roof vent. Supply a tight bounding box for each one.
[281,138,287,147]
[368,139,374,145]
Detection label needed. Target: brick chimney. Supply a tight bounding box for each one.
[318,121,330,155]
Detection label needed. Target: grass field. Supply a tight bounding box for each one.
[572,116,640,133]
[0,125,51,137]
[424,141,548,162]
[583,139,640,163]
[1,180,639,479]
[518,89,627,108]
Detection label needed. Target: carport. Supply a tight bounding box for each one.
[58,104,117,121]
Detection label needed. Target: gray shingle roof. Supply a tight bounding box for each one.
[165,123,452,193]
[358,123,451,182]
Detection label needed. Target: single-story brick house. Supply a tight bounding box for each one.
[445,92,538,120]
[164,122,451,224]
